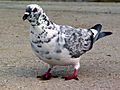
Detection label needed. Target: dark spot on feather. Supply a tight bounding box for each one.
[35,50,39,53]
[47,21,50,26]
[39,30,45,36]
[45,51,49,54]
[32,40,43,44]
[56,38,59,43]
[72,33,75,35]
[31,43,34,48]
[43,15,47,21]
[71,53,80,58]
[38,36,40,38]
[33,8,37,12]
[36,21,40,25]
[56,50,62,53]
[46,57,52,60]
[44,38,51,43]
[37,45,42,48]
[48,26,52,29]
[42,26,44,29]
[50,21,53,25]
[32,41,37,44]
[82,50,87,53]
[31,31,34,34]
[53,34,56,37]
[84,43,88,46]
[31,43,39,53]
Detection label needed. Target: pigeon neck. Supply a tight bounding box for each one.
[39,13,50,25]
[34,13,56,30]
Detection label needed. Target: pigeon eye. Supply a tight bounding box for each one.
[33,8,37,12]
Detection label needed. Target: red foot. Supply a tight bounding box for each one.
[37,72,52,80]
[63,69,79,80]
[37,68,52,80]
[63,75,79,80]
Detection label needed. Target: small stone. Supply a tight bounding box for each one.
[106,54,111,57]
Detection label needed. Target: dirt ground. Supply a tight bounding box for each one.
[0,1,120,90]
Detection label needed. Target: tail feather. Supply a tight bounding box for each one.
[91,24,102,32]
[90,24,112,42]
[97,32,112,40]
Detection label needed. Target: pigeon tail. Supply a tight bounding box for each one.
[97,32,112,40]
[90,24,112,42]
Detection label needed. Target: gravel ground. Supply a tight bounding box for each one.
[0,1,120,90]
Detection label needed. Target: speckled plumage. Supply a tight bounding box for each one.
[29,24,94,65]
[23,4,112,80]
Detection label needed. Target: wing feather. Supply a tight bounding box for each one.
[60,25,93,58]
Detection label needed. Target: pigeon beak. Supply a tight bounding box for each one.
[22,12,29,21]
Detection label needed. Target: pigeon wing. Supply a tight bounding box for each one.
[60,25,94,58]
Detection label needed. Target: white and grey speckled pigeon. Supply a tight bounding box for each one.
[22,4,112,80]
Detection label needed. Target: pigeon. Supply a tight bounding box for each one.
[22,4,112,80]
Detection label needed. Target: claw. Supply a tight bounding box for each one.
[62,69,79,80]
[63,75,79,80]
[37,73,52,80]
[74,77,79,80]
[37,68,52,80]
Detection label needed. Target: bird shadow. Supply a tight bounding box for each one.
[2,65,74,80]
[2,61,117,81]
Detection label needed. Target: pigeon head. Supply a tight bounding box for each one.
[22,4,43,26]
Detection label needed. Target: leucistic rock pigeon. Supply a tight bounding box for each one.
[22,4,112,80]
